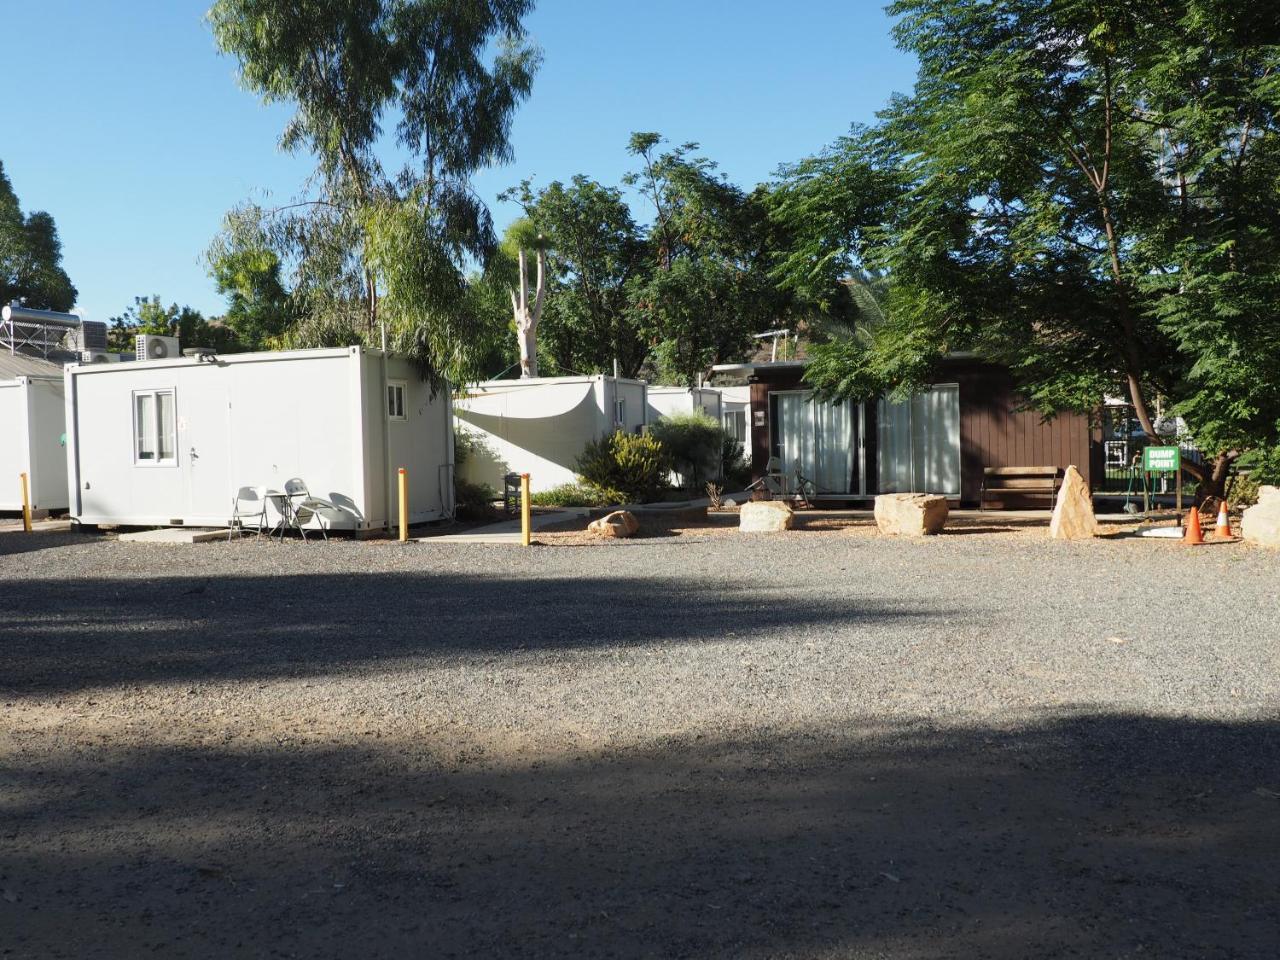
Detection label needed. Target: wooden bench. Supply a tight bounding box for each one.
[980,466,1064,509]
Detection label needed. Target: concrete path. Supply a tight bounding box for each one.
[117,528,227,544]
[422,508,591,545]
[0,518,73,534]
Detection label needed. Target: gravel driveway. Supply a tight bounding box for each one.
[2,524,1278,958]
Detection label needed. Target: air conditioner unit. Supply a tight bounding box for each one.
[136,335,179,361]
[81,350,121,364]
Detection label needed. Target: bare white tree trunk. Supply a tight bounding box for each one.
[511,247,546,378]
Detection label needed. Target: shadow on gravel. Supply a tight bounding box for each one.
[1,569,954,693]
[5,714,1277,958]
[0,529,85,557]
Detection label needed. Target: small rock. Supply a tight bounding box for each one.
[874,493,948,536]
[587,510,639,539]
[722,498,737,509]
[739,500,794,532]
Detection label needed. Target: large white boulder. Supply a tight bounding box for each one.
[739,500,794,532]
[1049,465,1098,541]
[1242,486,1280,548]
[874,493,948,536]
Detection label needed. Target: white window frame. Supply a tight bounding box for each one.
[132,388,178,467]
[387,381,407,421]
[613,396,626,428]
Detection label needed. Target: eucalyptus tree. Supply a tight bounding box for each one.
[207,0,539,386]
[796,0,1280,498]
[206,208,294,349]
[502,176,650,377]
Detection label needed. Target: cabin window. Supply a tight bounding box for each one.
[133,389,176,465]
[387,382,406,420]
[613,397,626,428]
[723,409,747,444]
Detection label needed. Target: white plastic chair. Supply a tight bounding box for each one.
[283,478,337,541]
[228,486,269,541]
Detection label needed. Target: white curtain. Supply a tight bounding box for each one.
[877,396,913,492]
[814,399,852,493]
[777,393,854,494]
[135,393,156,461]
[777,394,814,484]
[911,385,959,495]
[878,385,960,496]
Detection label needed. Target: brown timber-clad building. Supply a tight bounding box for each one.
[713,355,1096,507]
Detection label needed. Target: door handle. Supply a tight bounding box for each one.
[190,447,199,460]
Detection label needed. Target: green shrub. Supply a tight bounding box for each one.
[454,478,499,521]
[575,431,670,503]
[454,428,497,470]
[721,436,752,490]
[1229,445,1280,506]
[529,482,620,507]
[649,412,726,490]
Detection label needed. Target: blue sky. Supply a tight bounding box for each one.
[2,1,917,323]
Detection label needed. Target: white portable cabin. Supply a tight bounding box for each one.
[454,375,648,493]
[64,346,454,532]
[0,352,69,513]
[645,385,723,424]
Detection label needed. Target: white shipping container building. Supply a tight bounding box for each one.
[0,352,69,513]
[645,385,724,424]
[454,375,648,493]
[64,346,454,532]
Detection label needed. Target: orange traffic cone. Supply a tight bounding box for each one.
[1184,506,1204,545]
[1213,501,1232,539]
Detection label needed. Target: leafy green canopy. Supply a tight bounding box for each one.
[626,134,783,385]
[501,177,649,377]
[0,160,77,312]
[207,0,540,387]
[107,296,242,354]
[792,0,1280,485]
[499,134,794,385]
[206,211,294,349]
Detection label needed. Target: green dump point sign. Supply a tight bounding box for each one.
[1143,446,1181,472]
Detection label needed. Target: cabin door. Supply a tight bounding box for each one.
[182,387,234,522]
[771,391,861,495]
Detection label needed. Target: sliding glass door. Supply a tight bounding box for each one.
[877,384,961,496]
[771,391,860,495]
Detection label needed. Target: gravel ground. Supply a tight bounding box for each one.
[2,519,1278,959]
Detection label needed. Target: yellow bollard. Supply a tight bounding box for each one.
[20,472,32,533]
[398,467,408,542]
[520,473,531,547]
